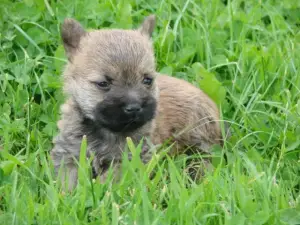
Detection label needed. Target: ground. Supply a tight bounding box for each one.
[0,0,300,224]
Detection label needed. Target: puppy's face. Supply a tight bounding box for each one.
[61,16,158,133]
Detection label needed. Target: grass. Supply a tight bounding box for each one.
[0,0,300,224]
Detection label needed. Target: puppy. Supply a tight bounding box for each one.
[50,15,222,190]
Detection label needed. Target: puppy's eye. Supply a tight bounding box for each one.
[142,77,153,86]
[96,81,110,90]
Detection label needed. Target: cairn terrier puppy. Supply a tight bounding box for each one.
[50,15,222,190]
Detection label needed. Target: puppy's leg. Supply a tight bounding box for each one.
[50,135,82,191]
[99,163,122,183]
[92,157,122,184]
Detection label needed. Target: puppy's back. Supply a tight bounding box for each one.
[152,75,222,153]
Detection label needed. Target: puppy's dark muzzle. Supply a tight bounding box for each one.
[123,103,142,116]
[94,87,157,132]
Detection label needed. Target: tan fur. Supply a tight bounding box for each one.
[152,75,222,153]
[50,15,222,190]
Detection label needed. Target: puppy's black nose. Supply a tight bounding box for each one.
[123,103,142,114]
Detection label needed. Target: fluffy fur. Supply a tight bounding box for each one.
[50,15,222,190]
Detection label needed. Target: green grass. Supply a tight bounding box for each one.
[0,0,300,224]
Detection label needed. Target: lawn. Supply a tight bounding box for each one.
[0,0,300,224]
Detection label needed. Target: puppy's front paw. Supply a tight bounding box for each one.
[140,144,154,164]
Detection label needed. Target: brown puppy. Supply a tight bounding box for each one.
[50,15,222,190]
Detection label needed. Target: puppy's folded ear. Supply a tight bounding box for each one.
[138,15,156,38]
[61,18,86,61]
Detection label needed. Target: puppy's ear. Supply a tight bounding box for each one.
[61,18,86,61]
[138,15,156,38]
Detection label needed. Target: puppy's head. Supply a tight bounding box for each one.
[60,15,158,133]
